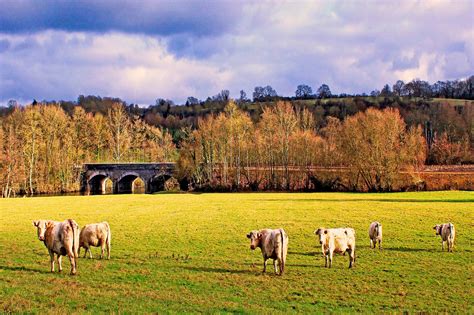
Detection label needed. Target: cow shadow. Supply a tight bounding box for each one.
[383,247,436,253]
[180,266,253,274]
[0,265,51,274]
[288,251,318,257]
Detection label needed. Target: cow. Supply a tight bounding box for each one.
[32,219,79,275]
[79,222,111,259]
[314,227,356,268]
[433,223,455,252]
[368,221,383,249]
[246,228,288,275]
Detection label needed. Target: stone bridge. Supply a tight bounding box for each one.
[80,163,176,195]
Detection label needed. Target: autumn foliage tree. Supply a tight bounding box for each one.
[339,108,426,191]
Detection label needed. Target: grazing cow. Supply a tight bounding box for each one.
[247,228,288,275]
[314,227,356,268]
[32,219,79,275]
[433,223,455,252]
[79,222,111,259]
[368,222,383,249]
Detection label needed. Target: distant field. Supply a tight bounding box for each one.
[0,192,472,313]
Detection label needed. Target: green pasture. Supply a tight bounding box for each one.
[0,191,472,313]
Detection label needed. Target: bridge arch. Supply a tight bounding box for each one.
[116,172,146,194]
[88,172,113,195]
[148,173,174,192]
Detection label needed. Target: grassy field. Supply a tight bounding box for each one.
[0,191,472,313]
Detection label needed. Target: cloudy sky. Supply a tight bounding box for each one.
[0,0,472,105]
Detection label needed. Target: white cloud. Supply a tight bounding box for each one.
[0,31,232,104]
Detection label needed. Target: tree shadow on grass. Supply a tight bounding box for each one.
[252,198,473,203]
[0,265,51,274]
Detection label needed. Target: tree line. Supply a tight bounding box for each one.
[0,99,471,196]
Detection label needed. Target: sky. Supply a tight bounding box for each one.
[0,0,473,105]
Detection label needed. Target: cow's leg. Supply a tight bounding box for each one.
[100,240,105,259]
[324,253,328,267]
[85,245,93,259]
[441,240,445,251]
[279,257,285,275]
[273,259,278,274]
[262,258,268,273]
[57,255,63,272]
[66,247,77,275]
[370,239,373,249]
[106,239,111,259]
[49,250,55,272]
[378,239,382,250]
[348,249,354,268]
[328,251,333,268]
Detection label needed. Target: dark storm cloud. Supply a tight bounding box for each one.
[0,0,238,37]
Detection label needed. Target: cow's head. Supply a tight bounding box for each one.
[246,230,261,250]
[314,228,328,245]
[433,224,441,235]
[33,220,49,241]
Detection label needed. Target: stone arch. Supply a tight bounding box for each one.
[116,172,146,194]
[88,173,113,195]
[148,173,174,193]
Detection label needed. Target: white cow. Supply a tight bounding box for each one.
[79,221,111,259]
[247,228,288,275]
[33,219,80,275]
[315,227,356,268]
[433,223,455,252]
[368,222,382,249]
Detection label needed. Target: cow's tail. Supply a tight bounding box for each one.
[104,221,111,259]
[279,228,285,275]
[448,223,454,239]
[68,219,79,259]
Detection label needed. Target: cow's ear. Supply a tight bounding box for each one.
[257,232,262,239]
[314,229,319,235]
[246,233,251,239]
[33,221,38,227]
[433,225,437,230]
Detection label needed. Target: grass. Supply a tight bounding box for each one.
[0,191,473,313]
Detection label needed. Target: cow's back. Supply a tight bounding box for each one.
[80,224,99,246]
[46,220,76,255]
[80,223,108,247]
[330,228,355,253]
[260,229,287,260]
[442,223,455,241]
[369,222,378,239]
